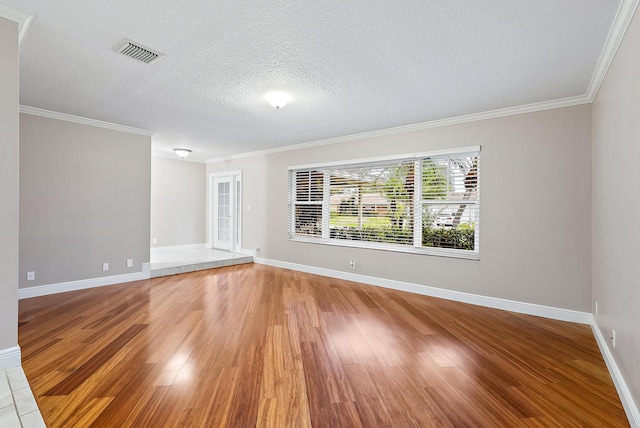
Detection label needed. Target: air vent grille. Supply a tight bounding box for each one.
[115,39,163,64]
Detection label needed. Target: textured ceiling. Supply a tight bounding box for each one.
[8,0,622,161]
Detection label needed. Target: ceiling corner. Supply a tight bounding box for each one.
[586,0,640,101]
[0,1,35,45]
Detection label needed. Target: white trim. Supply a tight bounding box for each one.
[0,2,34,45]
[253,257,591,324]
[208,171,243,252]
[18,263,151,299]
[206,96,589,164]
[151,243,206,251]
[587,0,640,100]
[0,346,21,370]
[288,145,481,171]
[19,105,154,136]
[590,317,640,428]
[288,149,481,260]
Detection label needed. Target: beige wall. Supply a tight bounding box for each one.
[19,113,151,288]
[592,7,640,412]
[0,17,19,357]
[151,157,206,247]
[208,104,592,311]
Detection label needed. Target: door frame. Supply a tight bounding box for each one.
[208,170,242,252]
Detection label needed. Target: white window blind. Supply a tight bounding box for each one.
[288,147,480,259]
[421,153,479,252]
[328,158,416,245]
[291,170,323,237]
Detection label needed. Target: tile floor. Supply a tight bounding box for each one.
[0,367,45,428]
[150,246,253,278]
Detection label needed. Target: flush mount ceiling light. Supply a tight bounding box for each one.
[265,91,292,110]
[173,148,192,159]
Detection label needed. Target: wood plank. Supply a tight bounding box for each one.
[18,263,630,427]
[43,324,147,396]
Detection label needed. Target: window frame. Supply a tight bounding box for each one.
[288,146,481,260]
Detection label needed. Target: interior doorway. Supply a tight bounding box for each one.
[209,171,242,252]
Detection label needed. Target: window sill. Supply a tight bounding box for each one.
[288,236,479,260]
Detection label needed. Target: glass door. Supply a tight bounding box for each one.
[211,172,242,252]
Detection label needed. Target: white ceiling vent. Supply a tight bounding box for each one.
[114,39,163,64]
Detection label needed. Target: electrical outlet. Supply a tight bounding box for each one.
[255,247,260,256]
[349,260,356,269]
[127,259,133,268]
[26,271,35,281]
[611,330,616,348]
[152,238,158,245]
[102,263,109,271]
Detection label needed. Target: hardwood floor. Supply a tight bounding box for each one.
[19,264,628,427]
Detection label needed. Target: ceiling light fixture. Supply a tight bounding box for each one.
[173,148,192,159]
[265,91,292,110]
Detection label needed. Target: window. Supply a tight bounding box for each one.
[292,170,324,237]
[288,146,480,259]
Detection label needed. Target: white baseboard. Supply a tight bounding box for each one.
[253,257,592,324]
[590,317,640,428]
[0,346,21,370]
[151,243,207,251]
[18,263,151,299]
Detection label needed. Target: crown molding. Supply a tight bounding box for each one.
[587,0,640,100]
[20,105,155,136]
[206,94,591,164]
[0,1,35,45]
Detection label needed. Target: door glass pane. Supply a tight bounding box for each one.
[236,180,241,245]
[217,182,230,242]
